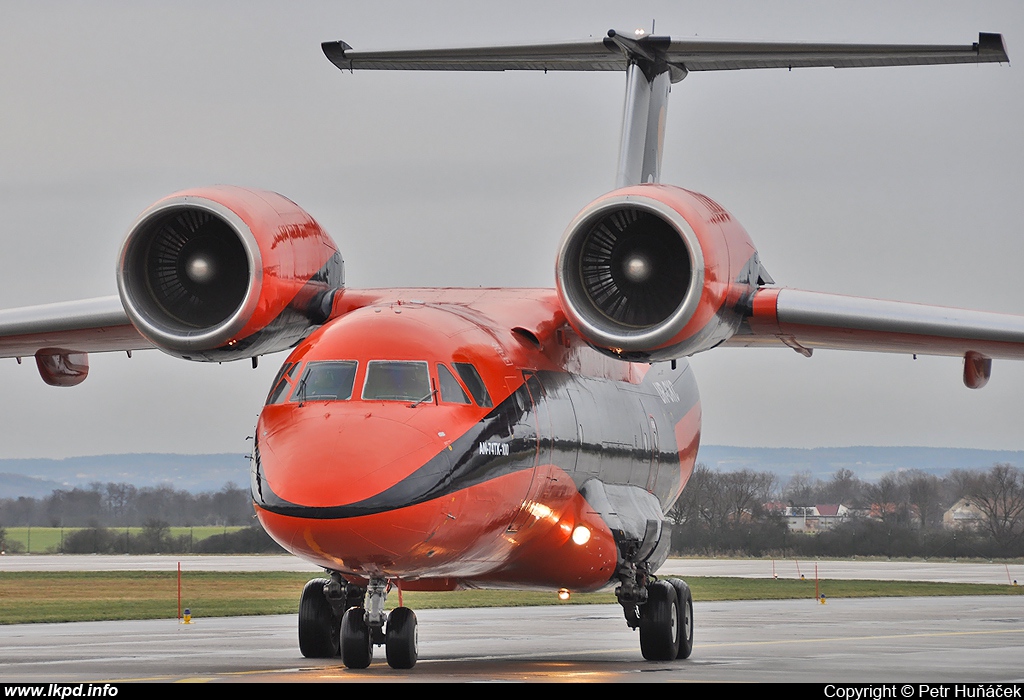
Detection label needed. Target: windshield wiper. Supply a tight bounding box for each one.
[408,388,437,408]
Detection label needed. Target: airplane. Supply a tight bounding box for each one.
[1,28,1021,670]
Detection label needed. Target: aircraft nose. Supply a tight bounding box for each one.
[256,406,450,510]
[251,405,480,573]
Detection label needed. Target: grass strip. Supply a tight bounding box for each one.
[4,527,247,554]
[0,571,1019,625]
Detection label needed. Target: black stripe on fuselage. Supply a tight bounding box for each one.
[252,363,699,519]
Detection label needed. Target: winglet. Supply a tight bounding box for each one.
[322,40,354,69]
[977,32,1010,63]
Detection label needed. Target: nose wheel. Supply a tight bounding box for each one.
[384,607,418,669]
[326,576,418,670]
[340,607,373,668]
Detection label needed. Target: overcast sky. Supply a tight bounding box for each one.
[1,0,1023,459]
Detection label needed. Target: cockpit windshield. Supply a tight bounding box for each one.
[292,361,358,402]
[437,363,471,404]
[271,357,492,407]
[361,360,431,402]
[453,362,493,407]
[266,362,299,405]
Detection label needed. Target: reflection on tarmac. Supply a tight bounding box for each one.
[1,598,1022,683]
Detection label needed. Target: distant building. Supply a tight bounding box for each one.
[783,504,850,532]
[942,498,985,531]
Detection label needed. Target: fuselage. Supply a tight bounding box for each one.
[252,289,700,592]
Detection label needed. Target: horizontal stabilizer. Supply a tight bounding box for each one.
[323,31,1008,75]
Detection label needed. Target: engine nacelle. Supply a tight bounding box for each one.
[556,185,763,361]
[117,186,344,361]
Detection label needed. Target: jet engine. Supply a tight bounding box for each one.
[117,186,344,361]
[555,185,765,361]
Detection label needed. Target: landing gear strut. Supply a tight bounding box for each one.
[616,561,694,661]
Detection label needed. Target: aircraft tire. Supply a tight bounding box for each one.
[639,580,680,661]
[667,578,694,659]
[298,578,340,658]
[341,607,373,669]
[385,606,419,669]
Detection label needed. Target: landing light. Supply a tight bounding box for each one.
[526,501,555,521]
[571,525,591,545]
[558,588,571,600]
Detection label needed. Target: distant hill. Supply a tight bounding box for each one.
[0,447,1021,499]
[695,445,1024,482]
[0,453,249,497]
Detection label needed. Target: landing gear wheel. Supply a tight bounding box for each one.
[340,607,373,669]
[298,578,340,658]
[385,606,418,669]
[668,578,694,659]
[639,580,679,661]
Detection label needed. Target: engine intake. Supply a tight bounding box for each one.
[556,185,760,361]
[118,186,343,361]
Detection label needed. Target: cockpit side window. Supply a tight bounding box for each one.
[291,361,358,402]
[266,362,300,405]
[362,360,431,402]
[437,363,471,404]
[453,362,492,408]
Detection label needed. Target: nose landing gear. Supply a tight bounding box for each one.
[341,576,419,670]
[299,573,419,670]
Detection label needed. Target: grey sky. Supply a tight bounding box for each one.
[1,0,1022,459]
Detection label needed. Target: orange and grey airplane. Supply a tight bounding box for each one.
[0,30,1020,669]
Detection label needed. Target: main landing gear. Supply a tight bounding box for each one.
[297,573,419,670]
[616,563,694,661]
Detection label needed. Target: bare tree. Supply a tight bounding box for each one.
[967,464,1024,548]
[822,467,868,507]
[865,474,913,526]
[898,470,944,530]
[783,470,816,505]
[670,465,777,530]
[668,463,713,527]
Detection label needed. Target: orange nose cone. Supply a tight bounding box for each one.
[253,403,473,575]
[259,405,444,508]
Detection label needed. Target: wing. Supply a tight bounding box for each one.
[0,296,150,357]
[727,288,1024,388]
[0,296,151,386]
